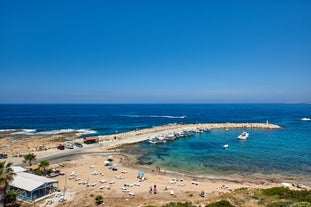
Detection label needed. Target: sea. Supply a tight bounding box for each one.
[1,104,311,184]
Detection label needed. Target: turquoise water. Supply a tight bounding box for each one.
[135,128,311,178]
[1,104,311,183]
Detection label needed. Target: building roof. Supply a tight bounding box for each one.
[12,166,27,173]
[11,172,58,192]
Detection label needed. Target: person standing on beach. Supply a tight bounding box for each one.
[153,185,157,194]
[149,186,153,194]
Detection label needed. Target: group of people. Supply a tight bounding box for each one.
[149,185,157,194]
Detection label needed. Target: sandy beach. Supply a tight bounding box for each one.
[3,122,307,207]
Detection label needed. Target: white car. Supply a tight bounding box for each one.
[64,142,74,149]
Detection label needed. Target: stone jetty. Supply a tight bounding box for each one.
[97,122,281,146]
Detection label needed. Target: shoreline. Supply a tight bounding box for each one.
[3,122,311,206]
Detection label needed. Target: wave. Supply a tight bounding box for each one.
[300,118,311,121]
[122,115,186,119]
[9,129,96,136]
[0,129,17,132]
[11,129,37,135]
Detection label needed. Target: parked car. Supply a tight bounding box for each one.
[64,142,74,149]
[74,142,83,148]
[0,153,8,159]
[57,144,65,150]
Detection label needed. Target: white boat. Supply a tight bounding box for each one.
[238,132,249,140]
[223,144,229,149]
[148,136,166,144]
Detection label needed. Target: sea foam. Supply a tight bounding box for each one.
[123,115,186,119]
[300,118,311,121]
[10,129,96,136]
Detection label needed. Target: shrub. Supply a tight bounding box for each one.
[162,202,194,207]
[205,200,235,207]
[262,187,311,203]
[95,195,103,205]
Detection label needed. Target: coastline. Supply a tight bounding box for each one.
[5,122,311,206]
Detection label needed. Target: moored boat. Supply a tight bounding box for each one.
[238,132,249,140]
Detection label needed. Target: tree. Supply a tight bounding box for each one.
[95,195,103,205]
[38,160,49,175]
[22,153,37,166]
[3,190,19,207]
[0,161,16,207]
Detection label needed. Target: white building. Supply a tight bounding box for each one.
[10,166,59,203]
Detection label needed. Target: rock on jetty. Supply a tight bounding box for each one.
[197,122,281,130]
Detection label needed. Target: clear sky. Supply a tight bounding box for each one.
[0,0,310,103]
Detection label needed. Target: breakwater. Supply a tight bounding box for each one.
[98,122,281,145]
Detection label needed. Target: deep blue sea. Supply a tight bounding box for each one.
[1,104,311,183]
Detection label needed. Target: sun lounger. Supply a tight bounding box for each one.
[58,196,65,202]
[168,181,176,184]
[115,175,124,179]
[192,181,199,185]
[90,165,95,168]
[45,199,53,205]
[55,192,63,197]
[109,181,115,184]
[128,192,135,196]
[221,184,228,189]
[100,179,107,184]
[121,170,128,174]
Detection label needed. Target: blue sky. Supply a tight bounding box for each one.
[0,0,310,103]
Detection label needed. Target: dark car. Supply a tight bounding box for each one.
[0,153,8,159]
[74,142,83,148]
[57,144,65,150]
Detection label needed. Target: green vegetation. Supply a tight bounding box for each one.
[162,202,194,207]
[4,190,19,207]
[95,195,103,205]
[205,200,235,207]
[22,153,37,166]
[38,160,49,175]
[255,187,311,207]
[0,161,17,207]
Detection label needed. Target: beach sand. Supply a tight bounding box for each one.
[39,151,279,207]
